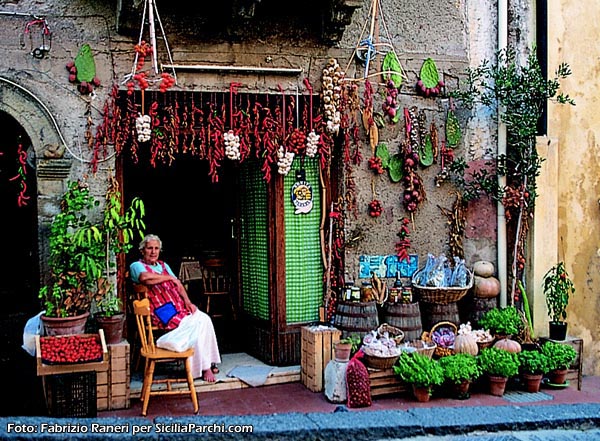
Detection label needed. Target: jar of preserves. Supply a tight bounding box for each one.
[360,281,374,302]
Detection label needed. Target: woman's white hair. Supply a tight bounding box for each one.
[139,234,162,251]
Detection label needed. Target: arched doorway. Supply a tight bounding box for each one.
[0,111,44,415]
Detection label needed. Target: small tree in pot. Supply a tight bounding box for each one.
[543,261,575,341]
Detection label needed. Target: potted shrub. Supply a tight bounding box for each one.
[438,353,482,399]
[477,347,520,396]
[477,306,523,338]
[39,178,145,336]
[543,261,575,341]
[541,341,577,385]
[334,334,360,362]
[518,349,550,392]
[393,352,444,402]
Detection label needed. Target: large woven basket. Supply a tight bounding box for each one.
[422,321,458,358]
[407,340,437,359]
[362,351,400,370]
[411,267,474,304]
[377,323,405,345]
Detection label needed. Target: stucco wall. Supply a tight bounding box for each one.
[547,0,600,375]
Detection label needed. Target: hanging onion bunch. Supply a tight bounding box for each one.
[277,146,294,175]
[223,130,241,160]
[135,113,151,142]
[321,58,344,134]
[306,130,320,158]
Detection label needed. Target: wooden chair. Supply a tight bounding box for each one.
[132,297,199,416]
[200,258,237,320]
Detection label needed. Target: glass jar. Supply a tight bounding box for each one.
[360,281,373,302]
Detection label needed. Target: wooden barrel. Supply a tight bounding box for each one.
[470,296,499,326]
[420,301,460,330]
[333,301,379,338]
[382,302,423,343]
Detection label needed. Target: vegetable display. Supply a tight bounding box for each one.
[40,334,104,364]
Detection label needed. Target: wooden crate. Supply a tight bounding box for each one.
[301,326,341,392]
[97,340,130,410]
[35,330,108,376]
[368,367,407,397]
[539,336,583,390]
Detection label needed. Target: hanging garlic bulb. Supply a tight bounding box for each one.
[321,58,345,134]
[277,146,294,175]
[306,130,320,158]
[223,130,241,160]
[135,114,152,142]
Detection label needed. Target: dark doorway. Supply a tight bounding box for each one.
[122,155,243,354]
[0,111,45,415]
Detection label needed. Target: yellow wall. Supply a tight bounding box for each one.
[546,1,600,375]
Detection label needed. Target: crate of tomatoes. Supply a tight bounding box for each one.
[35,330,108,376]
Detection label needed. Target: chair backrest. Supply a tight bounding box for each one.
[133,297,157,354]
[201,259,231,294]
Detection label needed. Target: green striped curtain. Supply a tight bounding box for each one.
[239,161,270,320]
[284,158,323,323]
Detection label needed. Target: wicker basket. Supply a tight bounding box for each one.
[363,352,400,370]
[407,340,437,359]
[476,338,495,351]
[422,321,457,358]
[377,323,405,345]
[411,267,474,304]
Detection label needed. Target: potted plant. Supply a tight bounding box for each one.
[393,352,444,402]
[334,334,361,362]
[39,178,145,336]
[477,347,520,396]
[477,306,523,338]
[543,261,575,341]
[438,353,482,399]
[518,349,550,392]
[541,341,577,385]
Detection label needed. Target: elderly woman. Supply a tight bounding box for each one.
[129,234,221,382]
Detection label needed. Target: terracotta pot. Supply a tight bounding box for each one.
[96,313,125,345]
[41,311,90,336]
[334,342,352,362]
[488,375,508,396]
[548,368,569,385]
[451,380,471,400]
[522,372,543,393]
[412,384,432,402]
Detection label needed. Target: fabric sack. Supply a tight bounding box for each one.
[154,301,178,326]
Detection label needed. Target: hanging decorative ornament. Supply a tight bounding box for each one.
[291,170,313,214]
[416,58,445,97]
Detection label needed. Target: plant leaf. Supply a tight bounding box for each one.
[382,52,403,88]
[420,134,434,167]
[74,44,96,83]
[446,108,461,148]
[376,143,390,168]
[419,58,440,89]
[388,154,404,182]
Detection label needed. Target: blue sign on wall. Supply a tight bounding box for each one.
[358,254,419,279]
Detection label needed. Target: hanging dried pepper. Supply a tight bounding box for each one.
[207,102,225,182]
[9,143,29,207]
[395,217,412,263]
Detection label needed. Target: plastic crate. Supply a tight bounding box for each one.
[45,372,97,417]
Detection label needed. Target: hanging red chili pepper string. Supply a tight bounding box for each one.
[303,78,314,132]
[9,143,30,207]
[229,82,242,129]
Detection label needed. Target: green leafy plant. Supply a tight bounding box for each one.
[477,306,523,336]
[518,349,550,375]
[477,347,520,378]
[543,261,575,323]
[449,47,574,298]
[541,341,577,371]
[439,353,482,385]
[393,352,444,389]
[339,334,362,355]
[39,178,145,318]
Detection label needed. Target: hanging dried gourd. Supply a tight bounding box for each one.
[416,58,445,97]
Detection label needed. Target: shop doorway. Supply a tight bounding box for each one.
[0,111,45,415]
[122,155,244,354]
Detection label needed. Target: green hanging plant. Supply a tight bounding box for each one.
[445,108,461,148]
[375,143,391,168]
[388,154,404,183]
[382,52,404,89]
[419,134,434,167]
[416,58,444,97]
[74,44,96,83]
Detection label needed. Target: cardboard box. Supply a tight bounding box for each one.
[97,340,130,410]
[301,326,341,392]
